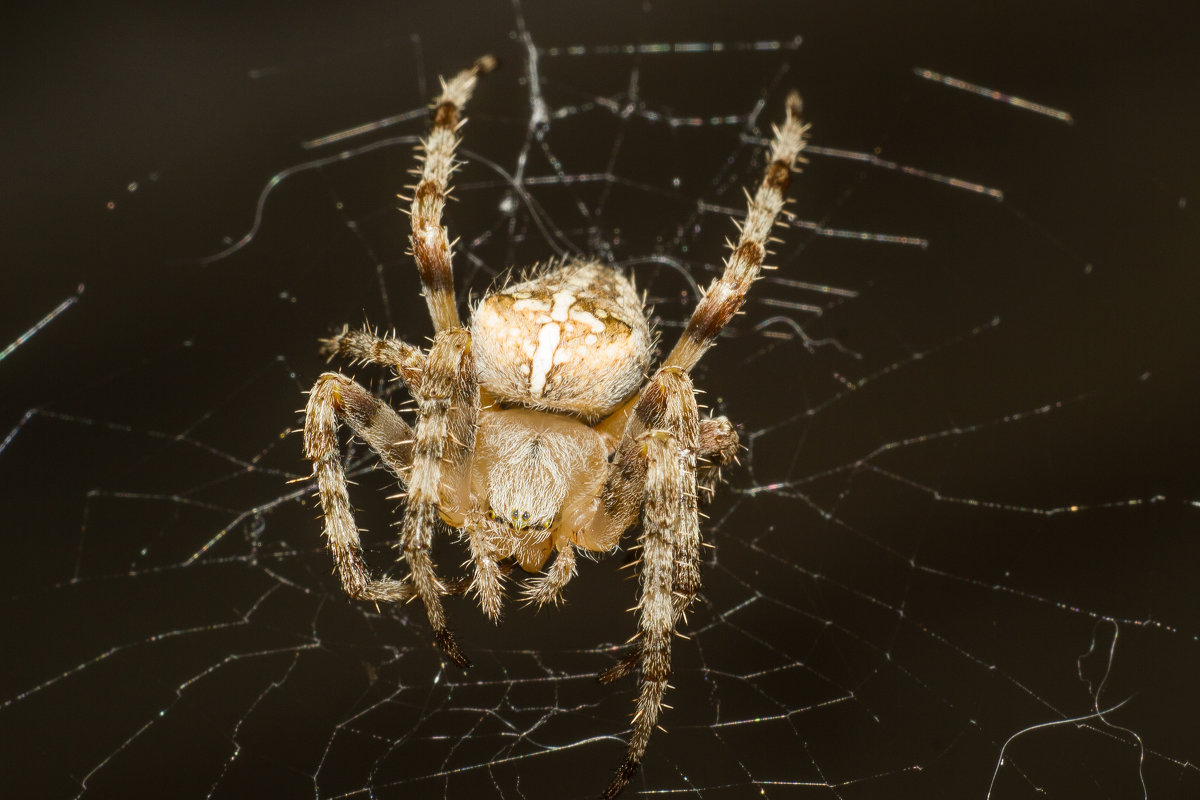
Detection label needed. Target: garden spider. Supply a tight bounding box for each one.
[303,55,808,798]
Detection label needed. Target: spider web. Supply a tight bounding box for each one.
[3,1,1198,798]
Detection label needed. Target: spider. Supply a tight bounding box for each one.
[303,55,809,798]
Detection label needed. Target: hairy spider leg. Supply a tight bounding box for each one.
[398,329,480,668]
[408,55,496,333]
[305,374,416,603]
[664,91,808,371]
[319,326,427,393]
[595,413,738,687]
[596,92,808,444]
[598,368,701,800]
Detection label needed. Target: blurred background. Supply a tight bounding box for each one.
[3,1,1197,798]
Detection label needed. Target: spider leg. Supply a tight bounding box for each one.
[598,414,736,686]
[662,92,808,372]
[408,56,496,333]
[582,368,699,799]
[596,93,807,443]
[400,328,480,668]
[320,326,426,394]
[304,374,416,602]
[520,543,578,608]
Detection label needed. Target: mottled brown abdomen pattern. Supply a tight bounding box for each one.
[470,261,652,421]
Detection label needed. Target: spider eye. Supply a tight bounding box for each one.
[542,519,551,530]
[487,509,498,521]
[511,510,519,521]
[521,511,530,522]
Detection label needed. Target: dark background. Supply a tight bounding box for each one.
[3,1,1198,798]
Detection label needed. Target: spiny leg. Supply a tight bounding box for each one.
[598,469,702,691]
[520,543,578,608]
[597,400,720,690]
[604,434,686,798]
[304,373,416,601]
[595,368,700,799]
[320,326,427,395]
[662,92,808,372]
[597,416,737,686]
[595,93,808,444]
[409,56,496,333]
[400,328,479,668]
[604,392,700,797]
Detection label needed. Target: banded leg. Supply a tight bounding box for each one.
[400,328,480,668]
[595,93,807,444]
[662,92,808,372]
[304,374,416,601]
[597,412,737,687]
[597,457,703,688]
[320,326,427,394]
[409,56,496,333]
[603,371,700,799]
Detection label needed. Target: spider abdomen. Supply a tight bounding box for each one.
[470,261,651,421]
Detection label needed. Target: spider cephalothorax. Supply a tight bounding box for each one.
[303,55,808,798]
